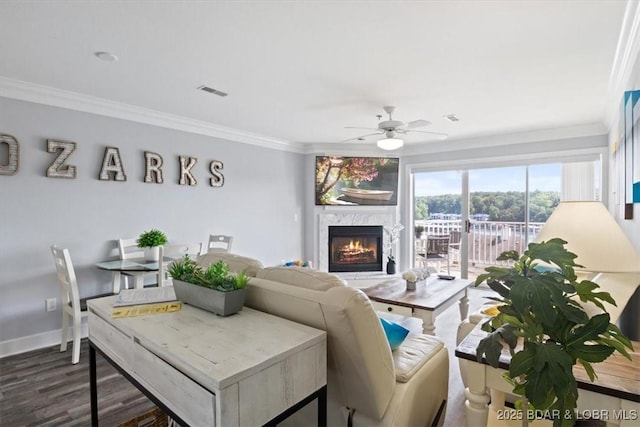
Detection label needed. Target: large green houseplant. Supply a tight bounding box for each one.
[474,238,633,427]
[168,256,250,316]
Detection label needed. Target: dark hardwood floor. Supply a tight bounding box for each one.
[0,285,495,427]
[0,340,156,427]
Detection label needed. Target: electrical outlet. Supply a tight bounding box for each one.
[46,298,56,312]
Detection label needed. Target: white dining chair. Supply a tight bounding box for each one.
[207,234,233,253]
[51,245,112,364]
[117,238,157,289]
[158,243,203,286]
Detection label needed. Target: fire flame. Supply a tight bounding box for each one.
[347,240,363,250]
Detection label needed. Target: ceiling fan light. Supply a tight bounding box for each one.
[377,138,403,150]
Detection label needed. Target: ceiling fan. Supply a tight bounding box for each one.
[343,106,448,150]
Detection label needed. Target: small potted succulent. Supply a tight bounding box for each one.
[136,228,168,261]
[168,256,250,316]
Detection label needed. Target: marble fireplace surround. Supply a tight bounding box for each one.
[318,212,395,273]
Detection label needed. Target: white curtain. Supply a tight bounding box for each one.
[561,161,597,201]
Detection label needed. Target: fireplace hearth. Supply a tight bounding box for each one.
[328,225,383,272]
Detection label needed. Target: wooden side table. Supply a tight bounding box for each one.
[455,325,640,427]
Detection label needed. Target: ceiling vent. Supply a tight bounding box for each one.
[197,85,228,97]
[444,114,460,122]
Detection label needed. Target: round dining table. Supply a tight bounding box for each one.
[95,258,162,293]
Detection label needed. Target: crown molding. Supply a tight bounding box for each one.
[400,123,608,156]
[605,0,640,129]
[306,122,607,157]
[0,77,306,153]
[0,76,611,157]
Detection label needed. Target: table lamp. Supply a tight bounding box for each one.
[533,201,640,339]
[533,201,640,273]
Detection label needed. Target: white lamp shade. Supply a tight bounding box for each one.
[377,138,403,150]
[533,201,640,272]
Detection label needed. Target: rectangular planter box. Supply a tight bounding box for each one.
[173,280,247,317]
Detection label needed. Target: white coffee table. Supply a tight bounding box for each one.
[359,276,471,335]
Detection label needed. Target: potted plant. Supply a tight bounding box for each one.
[384,223,404,275]
[474,238,633,427]
[168,256,250,316]
[136,228,168,261]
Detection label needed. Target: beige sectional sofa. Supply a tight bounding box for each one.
[197,253,449,427]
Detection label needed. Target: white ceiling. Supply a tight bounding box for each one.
[0,1,635,150]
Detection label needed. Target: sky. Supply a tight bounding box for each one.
[414,164,562,197]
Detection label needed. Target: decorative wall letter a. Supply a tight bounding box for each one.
[46,139,77,179]
[0,133,19,176]
[99,146,127,181]
[179,156,197,186]
[144,151,164,184]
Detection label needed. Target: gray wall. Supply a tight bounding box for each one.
[614,51,640,252]
[0,98,305,346]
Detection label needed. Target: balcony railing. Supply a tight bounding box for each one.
[415,219,545,267]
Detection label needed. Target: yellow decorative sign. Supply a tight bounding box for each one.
[112,301,182,318]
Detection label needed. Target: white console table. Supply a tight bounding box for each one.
[88,294,327,426]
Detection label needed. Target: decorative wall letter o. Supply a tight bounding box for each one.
[46,139,77,179]
[179,156,197,186]
[99,146,127,181]
[0,133,19,176]
[144,151,164,184]
[209,160,224,187]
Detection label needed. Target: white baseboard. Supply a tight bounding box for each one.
[0,323,88,358]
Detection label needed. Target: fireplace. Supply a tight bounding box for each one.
[328,225,383,272]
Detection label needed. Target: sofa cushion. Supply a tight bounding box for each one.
[256,266,347,291]
[393,334,445,383]
[379,317,410,350]
[196,253,263,277]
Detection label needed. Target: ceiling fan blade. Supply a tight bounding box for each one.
[399,119,431,129]
[344,126,380,131]
[405,129,448,139]
[339,132,383,143]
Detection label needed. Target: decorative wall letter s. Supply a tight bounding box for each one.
[179,156,197,186]
[144,151,164,184]
[209,160,224,187]
[99,146,127,181]
[46,139,77,179]
[0,133,19,176]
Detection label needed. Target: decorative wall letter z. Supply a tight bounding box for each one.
[46,139,77,179]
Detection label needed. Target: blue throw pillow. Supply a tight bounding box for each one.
[534,264,561,273]
[379,317,410,350]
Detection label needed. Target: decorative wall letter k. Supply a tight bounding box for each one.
[179,156,197,186]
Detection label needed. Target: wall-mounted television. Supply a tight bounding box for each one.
[315,156,399,206]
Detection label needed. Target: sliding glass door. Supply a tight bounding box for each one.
[413,171,463,276]
[411,159,599,280]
